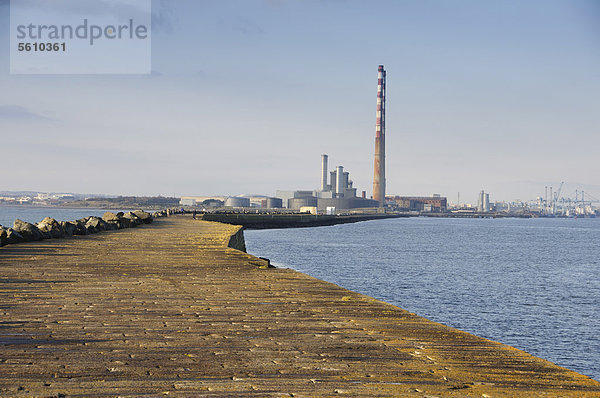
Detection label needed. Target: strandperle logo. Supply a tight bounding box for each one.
[10,0,151,75]
[15,19,149,46]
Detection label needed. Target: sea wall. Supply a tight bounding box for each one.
[0,210,154,247]
[226,226,247,252]
[201,212,407,229]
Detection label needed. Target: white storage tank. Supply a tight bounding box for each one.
[224,197,251,207]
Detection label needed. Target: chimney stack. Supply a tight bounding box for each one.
[373,65,386,207]
[336,166,344,198]
[320,154,328,191]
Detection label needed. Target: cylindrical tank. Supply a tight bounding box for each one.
[265,197,283,209]
[288,197,317,210]
[224,197,251,207]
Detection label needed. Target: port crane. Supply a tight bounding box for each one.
[552,182,564,215]
[543,184,599,216]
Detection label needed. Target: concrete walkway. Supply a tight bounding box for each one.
[1,217,598,397]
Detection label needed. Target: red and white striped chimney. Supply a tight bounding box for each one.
[373,65,386,207]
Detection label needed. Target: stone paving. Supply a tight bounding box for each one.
[0,216,598,397]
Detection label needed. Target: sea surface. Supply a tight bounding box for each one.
[0,206,131,227]
[245,217,600,381]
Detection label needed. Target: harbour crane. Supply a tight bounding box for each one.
[551,182,564,215]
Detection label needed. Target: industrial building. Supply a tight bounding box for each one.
[180,196,226,207]
[276,154,378,211]
[181,195,282,209]
[387,195,447,212]
[275,66,387,212]
[224,195,283,209]
[184,66,389,213]
[477,190,491,212]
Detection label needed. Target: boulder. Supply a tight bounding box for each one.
[38,229,52,240]
[96,217,111,231]
[102,212,120,222]
[36,217,64,239]
[73,220,90,235]
[117,216,131,228]
[60,221,77,237]
[13,219,44,241]
[0,227,7,247]
[114,212,131,228]
[85,216,109,233]
[122,212,142,227]
[5,228,24,244]
[102,212,122,230]
[132,210,153,224]
[153,210,167,218]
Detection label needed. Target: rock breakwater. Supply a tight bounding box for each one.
[0,210,154,247]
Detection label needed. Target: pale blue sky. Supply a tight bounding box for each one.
[1,0,599,204]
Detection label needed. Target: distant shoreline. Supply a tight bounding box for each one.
[0,203,161,211]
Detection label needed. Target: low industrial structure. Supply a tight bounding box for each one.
[387,195,447,212]
[180,196,226,207]
[182,195,283,209]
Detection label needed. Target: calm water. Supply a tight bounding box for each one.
[0,206,132,227]
[245,217,600,381]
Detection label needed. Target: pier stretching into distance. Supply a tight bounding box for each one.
[201,212,406,229]
[0,215,599,397]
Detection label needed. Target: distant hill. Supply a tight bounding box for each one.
[62,196,180,209]
[0,191,115,200]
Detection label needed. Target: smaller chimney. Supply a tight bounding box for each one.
[320,154,328,191]
[336,166,344,198]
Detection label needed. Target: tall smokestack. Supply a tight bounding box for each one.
[336,166,344,198]
[373,65,386,207]
[321,154,328,191]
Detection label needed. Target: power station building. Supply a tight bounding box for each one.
[276,154,378,211]
[277,66,387,212]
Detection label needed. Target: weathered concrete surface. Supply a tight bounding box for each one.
[0,217,598,397]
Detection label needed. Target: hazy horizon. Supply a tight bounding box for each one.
[1,0,599,204]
